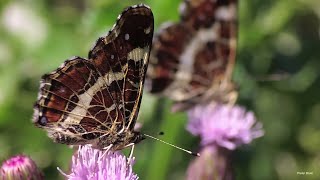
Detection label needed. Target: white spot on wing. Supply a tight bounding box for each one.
[127,46,150,63]
[144,26,151,34]
[215,5,236,21]
[125,33,130,40]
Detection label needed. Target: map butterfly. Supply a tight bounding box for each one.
[33,4,154,151]
[146,0,238,111]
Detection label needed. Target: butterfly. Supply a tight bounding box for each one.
[146,0,238,111]
[33,4,154,151]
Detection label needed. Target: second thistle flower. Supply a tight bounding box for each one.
[187,103,264,150]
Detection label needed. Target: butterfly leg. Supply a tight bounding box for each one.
[228,91,238,105]
[103,144,113,151]
[99,144,113,160]
[125,143,135,164]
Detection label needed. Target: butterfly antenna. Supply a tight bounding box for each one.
[255,72,291,82]
[143,133,200,156]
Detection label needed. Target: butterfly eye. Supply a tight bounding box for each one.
[38,116,48,126]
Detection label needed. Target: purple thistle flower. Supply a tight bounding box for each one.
[187,103,264,150]
[0,154,43,180]
[59,145,138,180]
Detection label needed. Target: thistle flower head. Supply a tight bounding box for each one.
[187,103,264,150]
[60,145,138,180]
[0,154,43,180]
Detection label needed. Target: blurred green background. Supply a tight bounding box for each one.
[0,0,319,179]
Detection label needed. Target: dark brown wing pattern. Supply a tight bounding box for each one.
[33,4,154,150]
[146,0,238,111]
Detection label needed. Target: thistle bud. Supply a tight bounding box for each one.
[0,155,43,180]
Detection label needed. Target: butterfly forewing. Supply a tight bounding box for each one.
[33,4,154,150]
[88,5,154,131]
[146,0,237,111]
